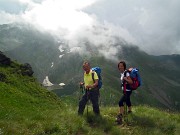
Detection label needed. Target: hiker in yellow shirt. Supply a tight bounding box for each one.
[78,61,100,115]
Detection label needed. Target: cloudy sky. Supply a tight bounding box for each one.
[0,0,180,55]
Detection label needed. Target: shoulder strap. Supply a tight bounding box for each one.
[92,72,95,83]
[123,70,127,94]
[124,70,127,77]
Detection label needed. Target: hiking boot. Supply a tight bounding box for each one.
[128,111,132,114]
[115,114,122,125]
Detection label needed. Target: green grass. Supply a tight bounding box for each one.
[0,63,180,135]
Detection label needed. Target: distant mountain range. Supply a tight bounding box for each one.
[0,23,179,111]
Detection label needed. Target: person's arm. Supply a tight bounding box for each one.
[123,76,133,84]
[93,79,98,88]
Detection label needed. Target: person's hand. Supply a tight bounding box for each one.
[79,82,84,88]
[86,85,93,89]
[123,77,128,81]
[79,82,84,86]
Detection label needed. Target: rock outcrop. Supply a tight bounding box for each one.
[0,51,11,66]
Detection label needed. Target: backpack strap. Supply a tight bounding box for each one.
[92,72,95,83]
[92,71,100,90]
[123,70,127,94]
[92,72,100,97]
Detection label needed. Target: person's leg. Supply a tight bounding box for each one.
[119,94,126,114]
[78,93,88,115]
[116,94,126,124]
[89,90,100,115]
[126,91,132,113]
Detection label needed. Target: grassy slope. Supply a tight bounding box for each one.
[0,63,180,135]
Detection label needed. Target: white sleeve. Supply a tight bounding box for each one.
[126,72,130,77]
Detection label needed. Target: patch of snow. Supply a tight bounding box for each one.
[59,83,65,86]
[42,76,53,86]
[68,47,81,53]
[51,62,54,68]
[59,45,64,53]
[59,54,64,58]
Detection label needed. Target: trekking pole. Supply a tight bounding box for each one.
[124,102,128,123]
[79,82,84,100]
[86,89,89,116]
[79,87,82,101]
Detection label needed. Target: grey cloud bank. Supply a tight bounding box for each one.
[85,0,180,55]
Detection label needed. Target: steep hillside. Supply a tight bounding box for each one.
[0,23,180,111]
[0,54,179,135]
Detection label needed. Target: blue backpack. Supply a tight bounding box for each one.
[91,67,102,89]
[124,68,142,90]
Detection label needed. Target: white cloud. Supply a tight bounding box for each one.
[0,11,17,24]
[20,0,96,32]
